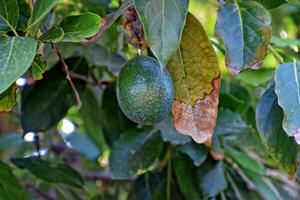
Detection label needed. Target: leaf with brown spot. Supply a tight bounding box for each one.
[167,13,220,144]
[0,85,17,113]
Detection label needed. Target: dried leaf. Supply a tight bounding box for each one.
[167,13,220,144]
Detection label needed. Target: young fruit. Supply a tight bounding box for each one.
[117,56,174,125]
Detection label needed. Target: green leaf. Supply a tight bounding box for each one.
[155,115,191,145]
[31,54,47,80]
[0,0,19,32]
[133,0,189,68]
[16,0,30,31]
[275,61,300,139]
[0,161,25,200]
[11,157,84,188]
[0,133,23,152]
[179,143,207,167]
[256,83,298,175]
[255,0,287,9]
[39,26,64,43]
[215,109,251,136]
[109,127,163,178]
[0,85,17,112]
[225,145,266,176]
[236,69,274,87]
[196,159,227,198]
[21,58,87,132]
[215,0,272,75]
[173,153,201,200]
[60,12,101,42]
[0,36,37,94]
[80,87,107,150]
[271,36,300,48]
[27,0,57,30]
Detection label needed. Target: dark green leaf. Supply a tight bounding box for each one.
[40,26,64,43]
[27,0,57,30]
[215,0,272,75]
[62,131,101,160]
[173,153,201,200]
[274,62,300,139]
[133,0,189,67]
[196,159,227,198]
[255,0,287,9]
[0,0,19,32]
[60,12,101,42]
[215,109,251,136]
[155,115,191,145]
[31,54,47,80]
[11,157,84,188]
[21,58,87,132]
[80,87,107,150]
[0,36,37,94]
[16,0,30,31]
[179,143,207,167]
[109,127,163,178]
[0,133,23,152]
[256,83,298,175]
[225,145,266,175]
[0,161,25,200]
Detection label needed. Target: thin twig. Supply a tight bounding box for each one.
[84,171,136,182]
[26,184,55,200]
[34,132,41,158]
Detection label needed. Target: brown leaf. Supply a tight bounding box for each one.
[172,77,220,145]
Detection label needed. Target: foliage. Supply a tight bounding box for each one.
[0,0,299,199]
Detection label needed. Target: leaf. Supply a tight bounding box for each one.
[60,12,101,42]
[275,61,300,139]
[0,161,25,200]
[173,152,201,200]
[133,0,189,68]
[11,157,84,188]
[0,0,19,32]
[27,0,57,30]
[271,36,300,48]
[179,143,207,167]
[225,145,266,176]
[255,0,287,9]
[196,159,227,198]
[109,127,163,178]
[21,58,87,132]
[155,115,191,145]
[167,13,220,144]
[215,109,251,136]
[236,69,274,87]
[0,36,37,94]
[39,26,64,43]
[62,131,101,160]
[16,0,30,31]
[0,85,17,112]
[256,83,298,175]
[31,54,47,80]
[215,0,272,75]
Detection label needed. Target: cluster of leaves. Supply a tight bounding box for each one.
[0,0,300,199]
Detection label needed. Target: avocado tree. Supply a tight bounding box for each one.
[0,0,300,199]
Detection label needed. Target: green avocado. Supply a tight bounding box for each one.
[117,56,174,125]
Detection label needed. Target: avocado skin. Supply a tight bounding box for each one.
[117,56,174,125]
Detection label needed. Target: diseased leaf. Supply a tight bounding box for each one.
[109,127,163,178]
[0,0,19,32]
[215,0,272,75]
[133,0,189,68]
[257,83,298,175]
[21,58,87,132]
[39,26,64,43]
[11,157,84,188]
[0,161,25,200]
[167,13,220,144]
[179,142,207,167]
[275,62,300,140]
[255,0,287,9]
[31,54,47,80]
[155,115,191,145]
[60,12,101,42]
[0,85,17,112]
[27,0,57,30]
[0,37,37,94]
